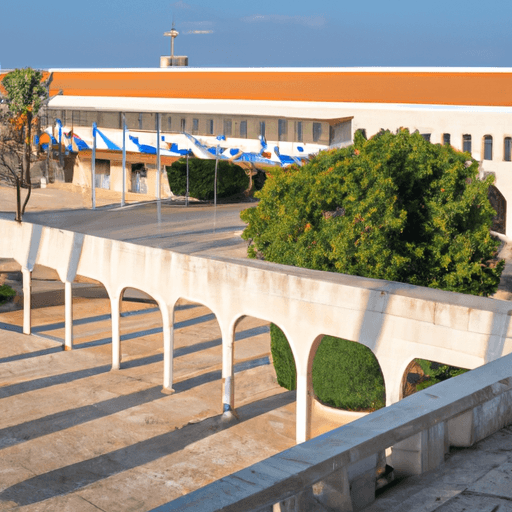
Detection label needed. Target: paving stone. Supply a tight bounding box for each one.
[434,492,512,511]
[467,462,512,499]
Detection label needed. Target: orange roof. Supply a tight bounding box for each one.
[44,69,512,107]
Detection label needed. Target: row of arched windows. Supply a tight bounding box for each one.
[444,134,512,162]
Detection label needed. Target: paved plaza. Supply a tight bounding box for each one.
[0,294,297,510]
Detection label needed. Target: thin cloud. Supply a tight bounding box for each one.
[241,14,326,28]
[171,1,192,9]
[186,30,214,34]
[181,20,214,27]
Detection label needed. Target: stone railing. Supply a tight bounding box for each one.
[152,352,512,511]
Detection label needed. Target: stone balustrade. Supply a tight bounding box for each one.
[154,352,512,511]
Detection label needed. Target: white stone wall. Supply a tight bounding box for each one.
[2,219,512,444]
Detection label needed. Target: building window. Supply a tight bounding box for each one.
[443,133,451,145]
[278,119,288,141]
[223,119,232,137]
[484,135,493,160]
[463,134,472,154]
[260,121,266,138]
[138,113,143,130]
[167,116,172,131]
[180,118,186,132]
[313,122,322,142]
[192,118,199,133]
[505,137,512,162]
[207,119,214,135]
[296,121,303,142]
[421,133,431,142]
[240,120,247,138]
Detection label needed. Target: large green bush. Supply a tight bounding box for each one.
[242,129,504,410]
[166,158,250,200]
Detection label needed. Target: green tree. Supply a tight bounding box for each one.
[1,68,49,220]
[242,128,504,409]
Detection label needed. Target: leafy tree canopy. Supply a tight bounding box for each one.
[1,68,50,220]
[241,128,504,296]
[2,68,47,120]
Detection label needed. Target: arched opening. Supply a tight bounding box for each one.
[169,296,224,403]
[484,135,493,160]
[400,358,468,399]
[0,262,113,348]
[504,137,512,162]
[307,333,386,438]
[0,258,22,316]
[116,287,165,365]
[462,134,472,154]
[488,184,507,235]
[28,270,112,349]
[217,319,298,446]
[231,317,296,441]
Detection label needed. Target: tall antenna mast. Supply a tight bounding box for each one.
[161,16,188,67]
[164,18,179,64]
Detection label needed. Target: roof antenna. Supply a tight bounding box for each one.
[162,14,187,67]
[165,15,179,63]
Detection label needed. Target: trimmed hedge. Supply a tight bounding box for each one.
[270,324,385,411]
[166,158,250,200]
[270,324,297,390]
[312,336,385,411]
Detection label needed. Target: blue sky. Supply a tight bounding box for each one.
[1,0,511,69]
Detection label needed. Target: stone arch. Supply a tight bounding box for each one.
[167,295,225,403]
[108,285,170,372]
[225,313,299,423]
[230,314,287,403]
[488,184,506,235]
[18,261,112,350]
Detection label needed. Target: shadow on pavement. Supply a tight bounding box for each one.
[0,389,294,506]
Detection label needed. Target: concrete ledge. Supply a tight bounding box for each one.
[153,353,512,512]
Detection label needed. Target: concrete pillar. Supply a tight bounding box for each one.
[221,324,236,417]
[379,358,406,406]
[64,281,73,350]
[391,422,446,477]
[296,370,311,444]
[311,467,352,511]
[111,294,121,370]
[22,268,31,335]
[163,305,175,392]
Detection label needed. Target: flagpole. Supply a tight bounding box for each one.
[122,113,126,207]
[214,143,219,207]
[91,122,97,209]
[156,113,161,201]
[186,152,189,207]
